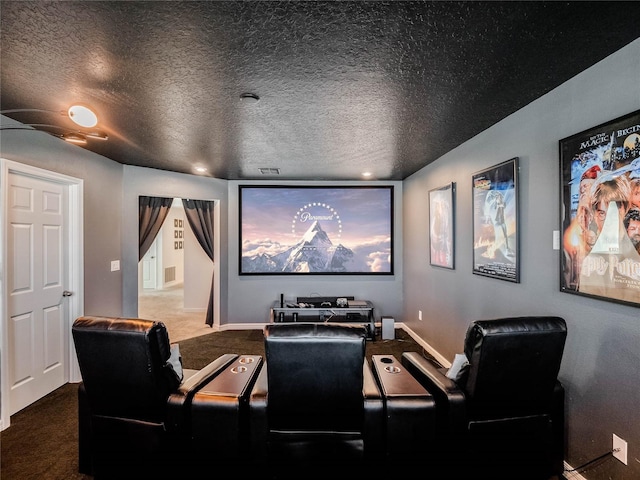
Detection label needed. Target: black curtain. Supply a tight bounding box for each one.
[182,198,215,326]
[139,196,174,261]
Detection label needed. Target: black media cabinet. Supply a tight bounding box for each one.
[269,298,375,340]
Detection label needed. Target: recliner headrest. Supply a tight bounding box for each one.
[72,316,179,421]
[263,322,367,431]
[462,316,567,411]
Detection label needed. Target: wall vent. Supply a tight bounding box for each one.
[164,266,176,283]
[259,167,280,175]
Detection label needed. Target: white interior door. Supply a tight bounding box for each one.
[142,239,158,289]
[6,171,69,415]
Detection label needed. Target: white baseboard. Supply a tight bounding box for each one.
[399,323,452,368]
[562,462,587,480]
[218,323,263,331]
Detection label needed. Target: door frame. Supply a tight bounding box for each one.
[136,196,219,328]
[0,159,84,431]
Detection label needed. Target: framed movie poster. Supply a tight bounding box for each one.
[429,182,455,269]
[472,158,519,282]
[560,109,640,307]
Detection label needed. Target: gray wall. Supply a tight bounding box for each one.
[1,117,124,316]
[402,39,640,479]
[121,165,229,322]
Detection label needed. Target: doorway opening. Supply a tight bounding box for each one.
[137,197,215,342]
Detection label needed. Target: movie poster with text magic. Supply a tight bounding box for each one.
[560,110,640,306]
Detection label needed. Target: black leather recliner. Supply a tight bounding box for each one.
[72,316,240,479]
[249,322,384,477]
[402,316,567,480]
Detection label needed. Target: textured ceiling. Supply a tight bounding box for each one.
[1,1,638,180]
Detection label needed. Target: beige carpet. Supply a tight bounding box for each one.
[138,283,215,342]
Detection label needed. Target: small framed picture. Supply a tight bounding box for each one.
[174,241,179,249]
[174,230,179,238]
[174,219,179,227]
[178,219,183,228]
[178,241,183,249]
[178,230,183,238]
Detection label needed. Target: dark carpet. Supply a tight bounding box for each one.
[0,327,430,480]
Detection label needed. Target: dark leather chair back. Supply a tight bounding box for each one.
[72,316,181,422]
[72,316,246,479]
[401,315,568,479]
[462,316,567,415]
[264,322,366,431]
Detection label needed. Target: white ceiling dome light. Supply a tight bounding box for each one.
[67,105,98,128]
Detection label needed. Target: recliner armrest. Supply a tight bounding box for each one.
[551,380,565,476]
[363,359,383,401]
[166,353,238,431]
[401,352,467,436]
[249,364,269,464]
[190,355,263,460]
[362,359,384,460]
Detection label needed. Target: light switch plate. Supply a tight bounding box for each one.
[111,260,120,271]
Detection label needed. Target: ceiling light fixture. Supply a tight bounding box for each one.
[0,123,108,146]
[84,130,109,140]
[67,105,98,128]
[1,105,100,127]
[61,132,88,145]
[240,92,260,103]
[0,105,106,146]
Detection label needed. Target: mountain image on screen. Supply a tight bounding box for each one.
[242,220,356,273]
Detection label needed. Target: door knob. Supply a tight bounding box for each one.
[62,290,73,297]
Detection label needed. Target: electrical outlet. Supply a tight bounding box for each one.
[613,433,627,465]
[418,310,423,321]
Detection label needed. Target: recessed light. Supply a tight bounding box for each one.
[195,166,207,173]
[85,130,108,140]
[61,132,88,145]
[362,171,373,177]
